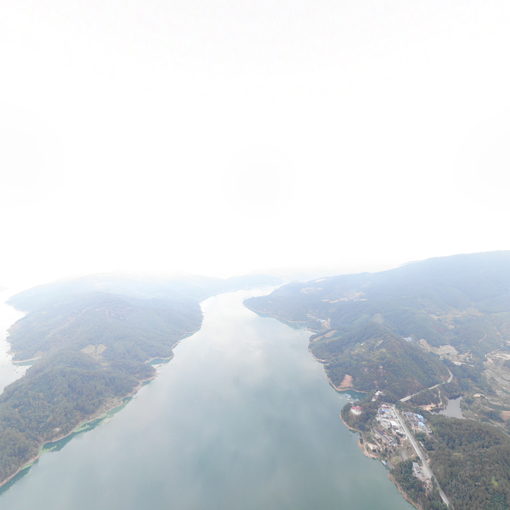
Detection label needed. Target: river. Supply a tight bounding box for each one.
[0,290,27,393]
[0,289,411,509]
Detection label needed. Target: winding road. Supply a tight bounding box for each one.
[400,367,453,403]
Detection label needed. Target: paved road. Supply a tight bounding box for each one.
[394,407,451,508]
[400,368,453,403]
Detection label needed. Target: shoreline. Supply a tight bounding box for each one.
[242,304,312,330]
[245,300,414,502]
[338,413,379,461]
[0,323,202,490]
[389,473,422,510]
[256,306,419,510]
[339,413,420,509]
[339,412,361,433]
[250,305,371,396]
[0,371,156,489]
[308,345,369,395]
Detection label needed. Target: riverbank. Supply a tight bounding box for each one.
[307,344,370,396]
[0,282,265,494]
[389,473,424,510]
[0,319,202,490]
[340,410,422,510]
[0,369,158,489]
[248,300,418,509]
[0,291,28,392]
[0,289,414,510]
[339,413,378,459]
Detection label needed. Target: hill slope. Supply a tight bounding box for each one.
[246,252,510,510]
[0,274,276,487]
[246,252,510,402]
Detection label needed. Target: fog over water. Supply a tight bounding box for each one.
[0,290,411,509]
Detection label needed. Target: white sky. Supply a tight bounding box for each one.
[1,1,510,287]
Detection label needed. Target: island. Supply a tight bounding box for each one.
[245,251,510,509]
[0,273,278,488]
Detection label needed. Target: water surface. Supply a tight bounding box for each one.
[0,290,411,509]
[0,290,27,392]
[439,397,463,419]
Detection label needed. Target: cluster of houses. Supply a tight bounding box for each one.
[376,404,404,432]
[347,402,436,495]
[371,404,405,447]
[403,411,431,434]
[349,402,433,466]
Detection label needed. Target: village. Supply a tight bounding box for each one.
[351,402,433,491]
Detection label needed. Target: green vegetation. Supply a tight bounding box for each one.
[7,292,202,362]
[426,415,510,509]
[0,288,202,485]
[392,459,447,510]
[340,400,378,431]
[316,323,448,400]
[246,252,510,509]
[408,388,442,407]
[246,252,510,405]
[0,273,277,486]
[0,350,140,483]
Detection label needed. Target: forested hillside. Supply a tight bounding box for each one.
[0,274,276,487]
[246,252,510,401]
[427,416,510,509]
[246,252,510,509]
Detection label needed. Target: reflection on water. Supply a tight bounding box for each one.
[0,290,411,510]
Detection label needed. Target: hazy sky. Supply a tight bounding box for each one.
[1,1,510,287]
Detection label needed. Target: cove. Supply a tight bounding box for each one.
[0,289,411,509]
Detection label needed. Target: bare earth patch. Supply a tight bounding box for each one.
[337,374,353,389]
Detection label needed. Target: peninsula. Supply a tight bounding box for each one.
[246,252,510,509]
